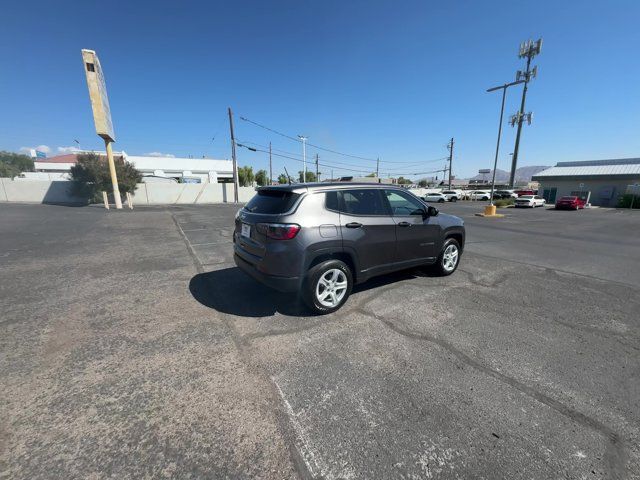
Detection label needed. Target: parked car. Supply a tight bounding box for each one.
[422,192,447,203]
[234,184,465,313]
[515,195,546,208]
[555,196,586,210]
[514,189,535,197]
[468,190,491,201]
[441,190,462,202]
[494,189,518,199]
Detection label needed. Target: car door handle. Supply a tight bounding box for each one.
[398,221,412,227]
[345,222,363,228]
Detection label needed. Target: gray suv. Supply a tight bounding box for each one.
[233,183,465,314]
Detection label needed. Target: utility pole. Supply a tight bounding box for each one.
[298,135,307,182]
[509,38,542,187]
[269,142,273,185]
[315,154,319,181]
[447,138,454,189]
[228,107,239,203]
[376,157,380,178]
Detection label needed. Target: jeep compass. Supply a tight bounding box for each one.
[233,183,465,314]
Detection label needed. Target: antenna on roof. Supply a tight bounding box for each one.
[283,166,292,185]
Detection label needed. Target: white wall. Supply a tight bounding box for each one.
[0,178,86,204]
[0,178,255,206]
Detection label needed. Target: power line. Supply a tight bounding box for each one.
[236,143,447,176]
[237,139,447,172]
[238,114,378,162]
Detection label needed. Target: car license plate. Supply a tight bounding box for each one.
[241,223,251,238]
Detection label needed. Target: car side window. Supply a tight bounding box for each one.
[384,190,425,216]
[337,189,389,216]
[325,191,340,211]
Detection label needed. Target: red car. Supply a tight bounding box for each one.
[555,196,586,210]
[514,189,535,197]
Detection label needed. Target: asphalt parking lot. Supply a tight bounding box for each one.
[1,202,639,479]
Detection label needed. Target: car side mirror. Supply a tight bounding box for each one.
[425,206,439,217]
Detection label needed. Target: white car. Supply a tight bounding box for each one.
[468,190,491,201]
[421,192,447,203]
[441,190,463,202]
[514,195,546,208]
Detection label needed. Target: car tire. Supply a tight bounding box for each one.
[482,196,489,201]
[450,197,457,202]
[432,238,461,276]
[303,259,353,314]
[438,198,445,203]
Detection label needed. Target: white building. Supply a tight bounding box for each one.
[32,151,233,184]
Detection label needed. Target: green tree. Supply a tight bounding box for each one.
[418,179,428,187]
[365,172,376,178]
[298,170,317,183]
[70,152,141,203]
[255,169,268,186]
[278,173,289,184]
[238,166,254,187]
[397,176,412,185]
[0,151,34,178]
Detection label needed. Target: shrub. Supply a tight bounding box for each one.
[70,153,141,203]
[255,169,268,186]
[494,198,515,208]
[0,151,34,178]
[238,166,254,187]
[617,194,640,209]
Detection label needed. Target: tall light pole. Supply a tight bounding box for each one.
[447,138,454,189]
[298,135,307,182]
[509,38,542,187]
[487,80,525,204]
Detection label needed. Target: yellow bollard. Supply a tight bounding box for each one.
[484,205,497,216]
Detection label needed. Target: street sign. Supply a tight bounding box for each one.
[479,169,491,174]
[29,149,47,159]
[81,49,115,142]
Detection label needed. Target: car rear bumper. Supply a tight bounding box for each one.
[234,252,301,293]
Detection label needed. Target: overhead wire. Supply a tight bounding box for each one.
[236,143,447,177]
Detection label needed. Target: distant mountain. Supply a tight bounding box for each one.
[470,165,550,182]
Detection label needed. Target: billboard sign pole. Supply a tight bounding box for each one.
[81,49,122,209]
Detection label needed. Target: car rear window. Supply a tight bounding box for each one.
[244,189,300,214]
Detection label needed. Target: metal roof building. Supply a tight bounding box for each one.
[532,158,640,207]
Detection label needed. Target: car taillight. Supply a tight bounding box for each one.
[257,223,301,240]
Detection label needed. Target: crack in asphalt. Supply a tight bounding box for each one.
[468,251,640,291]
[354,306,629,480]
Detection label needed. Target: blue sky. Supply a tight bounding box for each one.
[1,0,639,179]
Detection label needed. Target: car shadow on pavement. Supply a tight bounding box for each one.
[189,266,435,318]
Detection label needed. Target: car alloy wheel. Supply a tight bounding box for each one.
[315,268,348,308]
[442,244,459,273]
